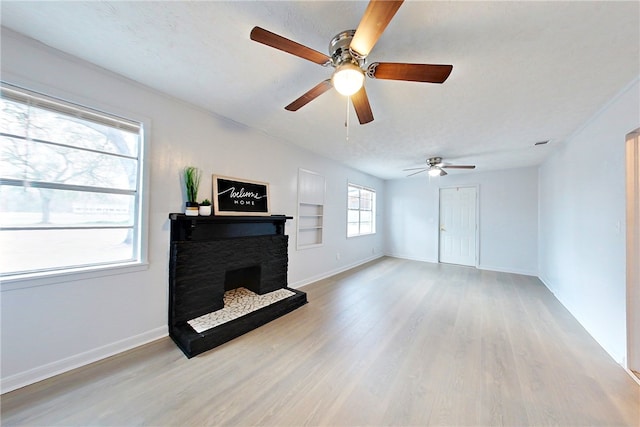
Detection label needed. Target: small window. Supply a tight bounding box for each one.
[347,183,376,237]
[0,82,145,278]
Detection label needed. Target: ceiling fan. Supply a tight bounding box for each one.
[249,0,453,125]
[404,157,476,177]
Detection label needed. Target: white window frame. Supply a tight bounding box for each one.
[0,81,149,288]
[347,183,376,238]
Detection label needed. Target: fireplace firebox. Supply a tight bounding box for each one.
[168,213,307,357]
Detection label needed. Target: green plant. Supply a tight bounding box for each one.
[200,199,211,206]
[183,166,201,203]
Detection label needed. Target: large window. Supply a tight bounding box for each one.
[0,83,144,278]
[347,183,376,237]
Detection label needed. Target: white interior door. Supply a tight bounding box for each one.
[439,186,477,266]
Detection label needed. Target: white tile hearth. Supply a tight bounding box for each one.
[188,287,296,333]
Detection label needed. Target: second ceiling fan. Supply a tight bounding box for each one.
[404,157,476,177]
[250,0,453,125]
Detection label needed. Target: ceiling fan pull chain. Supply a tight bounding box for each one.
[345,95,350,143]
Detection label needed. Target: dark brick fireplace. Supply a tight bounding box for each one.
[168,214,307,357]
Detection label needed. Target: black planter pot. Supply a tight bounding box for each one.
[185,201,199,216]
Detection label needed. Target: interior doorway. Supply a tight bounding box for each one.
[439,186,477,266]
[626,128,640,379]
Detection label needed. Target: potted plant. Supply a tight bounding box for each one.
[199,199,212,216]
[183,166,201,216]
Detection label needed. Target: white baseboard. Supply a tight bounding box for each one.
[624,367,640,386]
[1,326,167,394]
[477,264,538,277]
[537,274,628,368]
[384,254,537,276]
[289,254,384,289]
[537,274,553,291]
[382,252,437,264]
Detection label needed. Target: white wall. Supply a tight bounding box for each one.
[539,77,640,363]
[384,167,539,276]
[0,30,384,392]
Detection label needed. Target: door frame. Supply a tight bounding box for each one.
[626,129,640,379]
[437,184,480,267]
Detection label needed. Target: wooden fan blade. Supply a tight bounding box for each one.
[250,27,331,65]
[285,80,333,111]
[403,167,429,171]
[407,169,427,177]
[442,165,476,169]
[351,86,374,124]
[369,63,453,83]
[350,0,404,58]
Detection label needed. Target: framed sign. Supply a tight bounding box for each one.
[213,175,270,216]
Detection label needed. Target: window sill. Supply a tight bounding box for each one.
[347,232,377,239]
[1,261,149,292]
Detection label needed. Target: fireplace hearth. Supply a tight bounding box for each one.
[168,214,307,357]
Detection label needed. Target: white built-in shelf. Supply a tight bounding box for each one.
[297,170,325,249]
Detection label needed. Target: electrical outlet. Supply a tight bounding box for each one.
[336,252,341,260]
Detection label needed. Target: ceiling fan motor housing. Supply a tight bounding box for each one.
[427,157,444,167]
[329,30,364,68]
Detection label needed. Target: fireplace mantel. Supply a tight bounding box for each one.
[168,213,292,241]
[168,213,306,358]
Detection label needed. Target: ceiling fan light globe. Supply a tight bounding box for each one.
[332,63,365,96]
[428,168,442,177]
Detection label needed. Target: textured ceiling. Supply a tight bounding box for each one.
[2,1,639,179]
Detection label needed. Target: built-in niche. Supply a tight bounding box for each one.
[297,168,326,249]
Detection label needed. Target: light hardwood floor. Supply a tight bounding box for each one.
[2,257,639,426]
